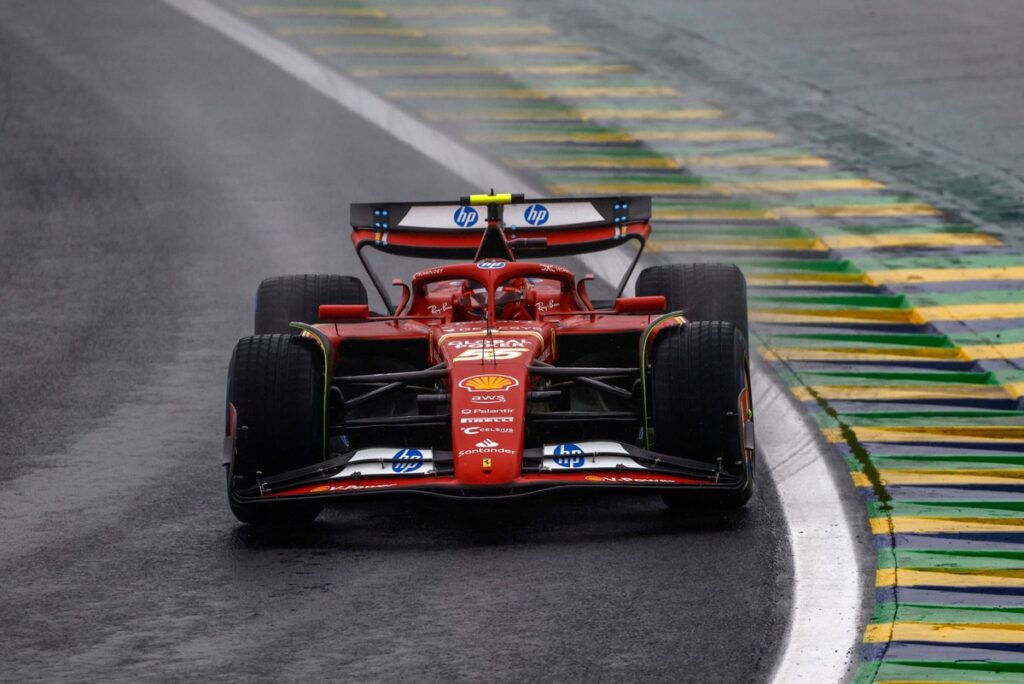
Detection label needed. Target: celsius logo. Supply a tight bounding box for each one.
[552,443,585,468]
[476,260,506,270]
[391,448,424,473]
[453,206,479,227]
[475,438,499,448]
[524,204,549,226]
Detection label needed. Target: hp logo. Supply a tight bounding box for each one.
[392,448,424,473]
[552,443,585,468]
[453,206,479,227]
[524,204,549,226]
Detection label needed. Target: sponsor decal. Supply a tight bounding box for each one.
[415,267,443,278]
[461,426,514,435]
[584,475,677,484]
[391,448,424,474]
[453,206,479,227]
[524,203,549,226]
[482,458,492,468]
[460,416,515,424]
[459,374,519,392]
[428,303,452,315]
[552,443,586,468]
[453,348,529,362]
[311,483,396,492]
[470,394,506,404]
[449,338,528,349]
[461,408,514,414]
[475,438,499,448]
[535,299,560,312]
[477,260,506,270]
[459,448,516,456]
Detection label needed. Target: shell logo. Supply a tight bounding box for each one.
[459,374,519,392]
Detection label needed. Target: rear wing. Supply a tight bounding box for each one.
[349,195,652,312]
[350,196,652,258]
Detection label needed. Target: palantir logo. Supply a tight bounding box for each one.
[524,204,549,226]
[392,448,424,473]
[552,443,585,468]
[453,206,479,227]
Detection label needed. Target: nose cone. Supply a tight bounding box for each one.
[440,328,544,486]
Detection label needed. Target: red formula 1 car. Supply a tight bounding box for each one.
[224,193,754,524]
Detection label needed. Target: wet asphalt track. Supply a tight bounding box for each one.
[0,2,791,681]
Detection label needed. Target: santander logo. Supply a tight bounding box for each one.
[475,438,499,448]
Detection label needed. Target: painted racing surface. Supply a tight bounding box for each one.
[213,0,1024,680]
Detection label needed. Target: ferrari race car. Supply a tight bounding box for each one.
[224,193,754,524]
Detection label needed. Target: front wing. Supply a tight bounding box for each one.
[229,441,752,504]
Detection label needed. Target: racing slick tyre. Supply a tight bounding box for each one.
[226,334,326,524]
[254,274,367,334]
[651,321,754,511]
[635,263,748,341]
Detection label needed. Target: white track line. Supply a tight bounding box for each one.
[161,1,863,679]
[754,358,861,682]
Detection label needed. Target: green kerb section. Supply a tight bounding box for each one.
[857,661,1024,684]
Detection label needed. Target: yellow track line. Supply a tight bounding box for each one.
[865,621,1024,642]
[279,24,552,36]
[467,129,774,143]
[823,425,1024,444]
[509,155,683,169]
[647,237,827,252]
[866,265,1024,285]
[508,154,830,169]
[771,203,941,219]
[279,26,426,37]
[352,64,635,77]
[746,272,868,286]
[962,342,1024,361]
[914,302,1024,322]
[792,385,1012,402]
[396,86,681,99]
[759,346,966,362]
[427,108,724,122]
[244,7,387,17]
[653,203,940,221]
[825,233,999,249]
[313,45,597,56]
[753,308,916,324]
[852,469,1024,487]
[877,567,1024,588]
[243,6,509,17]
[873,517,1024,534]
[549,178,882,195]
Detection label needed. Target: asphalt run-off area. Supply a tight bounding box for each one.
[2,1,1024,682]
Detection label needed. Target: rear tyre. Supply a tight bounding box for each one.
[651,321,754,511]
[255,274,367,334]
[226,334,326,524]
[636,263,748,341]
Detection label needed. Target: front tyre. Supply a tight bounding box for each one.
[651,321,754,511]
[226,334,326,524]
[636,262,748,341]
[255,274,367,334]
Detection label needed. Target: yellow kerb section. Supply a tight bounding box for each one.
[865,621,1024,643]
